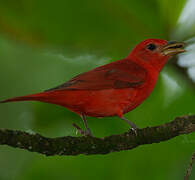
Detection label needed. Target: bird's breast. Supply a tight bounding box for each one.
[123,69,159,114]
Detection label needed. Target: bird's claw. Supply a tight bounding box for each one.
[130,127,138,136]
[83,130,93,137]
[127,123,138,136]
[72,123,93,137]
[121,117,138,135]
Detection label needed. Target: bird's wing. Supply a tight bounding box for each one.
[45,60,147,91]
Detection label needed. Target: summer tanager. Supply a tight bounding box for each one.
[0,39,185,136]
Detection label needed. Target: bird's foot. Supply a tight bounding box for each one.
[121,116,138,136]
[129,123,139,136]
[129,126,138,136]
[72,123,93,137]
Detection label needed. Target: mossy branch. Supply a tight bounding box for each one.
[0,115,195,156]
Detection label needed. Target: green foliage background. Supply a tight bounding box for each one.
[0,0,195,179]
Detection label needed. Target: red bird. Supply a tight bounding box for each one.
[0,39,185,136]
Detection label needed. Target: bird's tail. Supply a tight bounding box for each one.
[0,92,48,103]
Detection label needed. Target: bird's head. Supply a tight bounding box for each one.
[128,39,186,72]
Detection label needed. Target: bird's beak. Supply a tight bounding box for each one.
[161,41,186,56]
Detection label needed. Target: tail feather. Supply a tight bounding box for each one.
[0,92,47,103]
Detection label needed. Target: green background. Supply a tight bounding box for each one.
[0,0,195,179]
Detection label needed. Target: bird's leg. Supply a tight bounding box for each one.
[81,114,93,136]
[72,123,86,135]
[73,114,93,136]
[120,116,138,135]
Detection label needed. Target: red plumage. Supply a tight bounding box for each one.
[1,39,185,135]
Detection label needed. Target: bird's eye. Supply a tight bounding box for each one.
[146,43,156,51]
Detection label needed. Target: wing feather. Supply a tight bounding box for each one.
[45,59,147,91]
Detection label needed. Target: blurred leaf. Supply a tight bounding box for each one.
[157,0,186,31]
[0,0,175,56]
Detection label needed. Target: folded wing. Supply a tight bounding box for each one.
[45,59,147,91]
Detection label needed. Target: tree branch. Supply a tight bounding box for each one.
[0,115,195,156]
[185,149,195,180]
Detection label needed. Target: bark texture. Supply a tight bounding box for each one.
[0,115,195,156]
